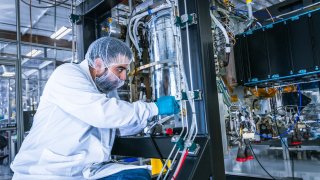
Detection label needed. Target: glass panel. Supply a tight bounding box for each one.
[21,44,45,59]
[39,61,55,80]
[56,49,73,62]
[21,58,55,111]
[0,65,16,123]
[0,41,17,59]
[21,58,52,69]
[46,48,73,62]
[0,0,16,31]
[0,64,16,174]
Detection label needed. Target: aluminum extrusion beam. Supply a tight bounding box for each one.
[15,0,24,151]
[178,0,226,179]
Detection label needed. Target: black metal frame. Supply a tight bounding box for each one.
[111,136,213,179]
[177,0,226,179]
[254,0,320,25]
[76,0,226,179]
[235,7,320,87]
[76,0,123,61]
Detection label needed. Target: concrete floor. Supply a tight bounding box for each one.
[1,145,320,180]
[224,146,320,180]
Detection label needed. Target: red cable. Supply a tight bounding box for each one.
[172,150,189,180]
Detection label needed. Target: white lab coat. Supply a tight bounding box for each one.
[10,60,158,180]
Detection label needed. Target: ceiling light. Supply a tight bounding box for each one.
[50,26,68,39]
[50,26,72,40]
[26,49,42,57]
[2,72,15,77]
[55,28,72,40]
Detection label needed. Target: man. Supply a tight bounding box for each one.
[11,37,179,179]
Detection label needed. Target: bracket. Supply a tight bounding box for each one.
[175,13,197,28]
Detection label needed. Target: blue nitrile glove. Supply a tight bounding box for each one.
[155,96,180,115]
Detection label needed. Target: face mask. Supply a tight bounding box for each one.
[94,69,125,93]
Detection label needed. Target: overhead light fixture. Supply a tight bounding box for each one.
[50,26,72,40]
[1,65,15,77]
[2,72,15,77]
[50,26,67,39]
[55,28,72,40]
[26,49,42,57]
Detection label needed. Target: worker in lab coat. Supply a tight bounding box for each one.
[11,37,179,180]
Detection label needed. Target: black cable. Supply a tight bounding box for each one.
[21,0,69,8]
[245,140,276,180]
[150,128,169,173]
[271,97,295,180]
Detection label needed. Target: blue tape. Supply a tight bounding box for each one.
[246,30,253,35]
[266,24,273,29]
[250,78,258,82]
[244,70,320,86]
[239,7,320,36]
[271,74,279,79]
[291,15,299,21]
[298,69,307,74]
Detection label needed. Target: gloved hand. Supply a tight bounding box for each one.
[155,96,180,115]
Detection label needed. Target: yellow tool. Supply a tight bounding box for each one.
[151,158,171,175]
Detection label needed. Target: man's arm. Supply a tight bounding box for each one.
[42,64,158,129]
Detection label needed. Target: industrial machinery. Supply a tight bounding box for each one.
[76,0,320,179]
[210,0,320,179]
[77,0,224,179]
[127,1,183,134]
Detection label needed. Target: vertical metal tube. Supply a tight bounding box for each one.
[6,79,10,124]
[183,0,194,91]
[183,0,197,142]
[71,0,76,63]
[37,71,41,104]
[126,0,133,46]
[129,0,133,14]
[54,0,57,59]
[25,79,29,110]
[246,1,253,20]
[7,78,13,163]
[15,0,24,151]
[178,0,226,178]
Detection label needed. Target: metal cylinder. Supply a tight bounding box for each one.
[148,10,178,100]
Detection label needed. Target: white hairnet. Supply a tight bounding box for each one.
[85,37,133,68]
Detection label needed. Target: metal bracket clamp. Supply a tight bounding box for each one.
[128,59,176,76]
[171,136,200,156]
[69,14,81,24]
[136,59,176,71]
[175,13,197,28]
[177,90,203,101]
[171,135,185,150]
[187,143,200,156]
